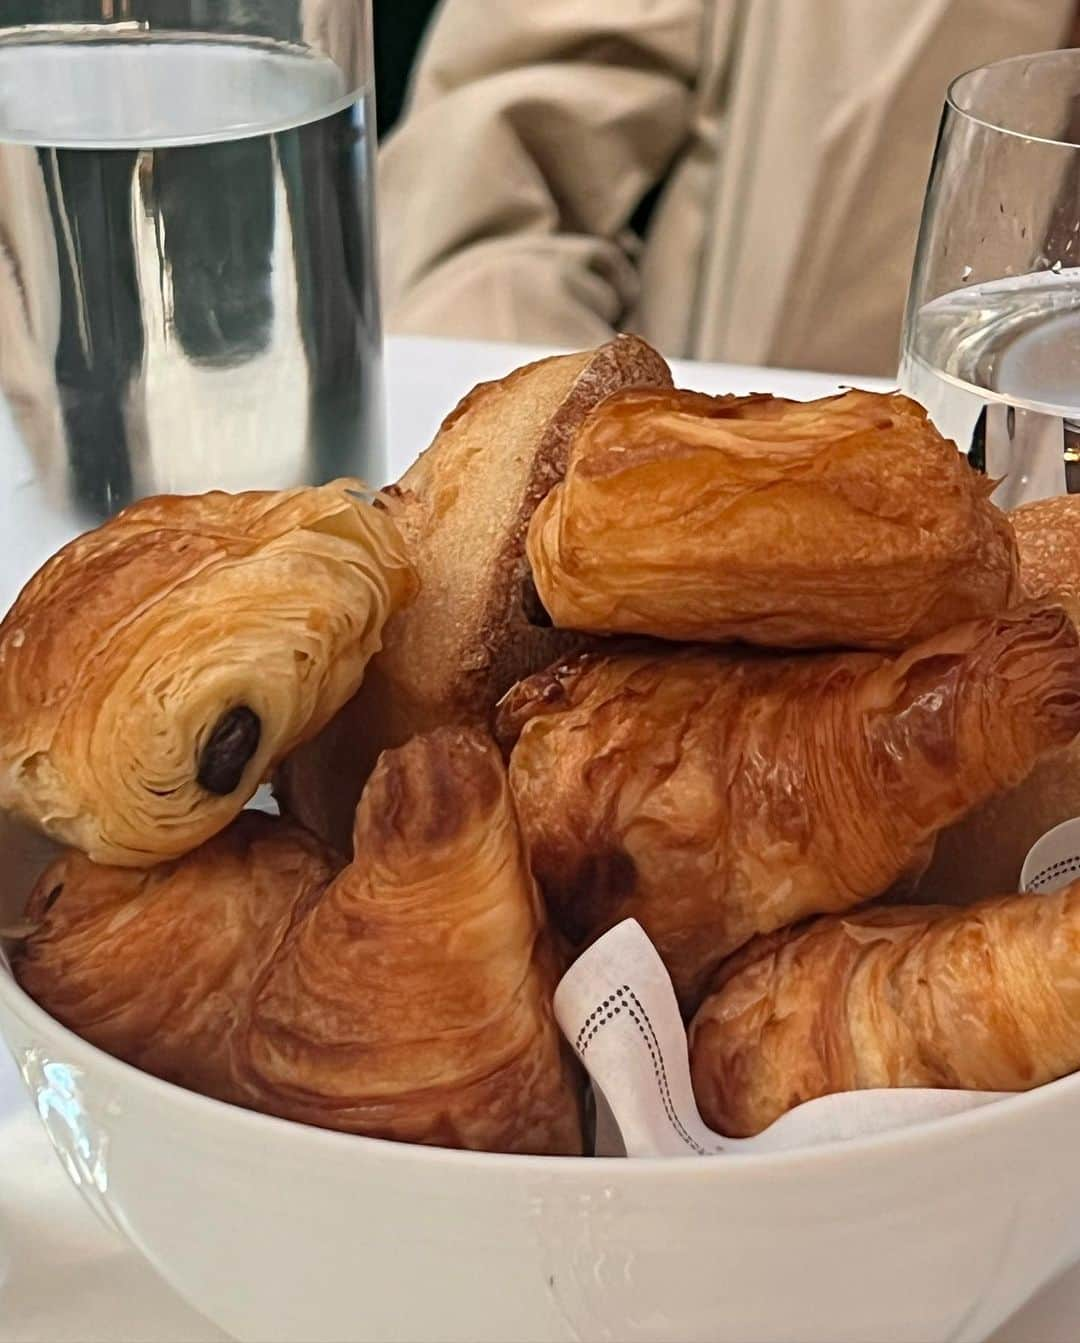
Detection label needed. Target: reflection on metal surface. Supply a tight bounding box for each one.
[0,24,383,535]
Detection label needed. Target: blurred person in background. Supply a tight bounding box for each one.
[380,0,1077,375]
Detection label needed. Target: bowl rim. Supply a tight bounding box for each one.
[4,950,1077,1179]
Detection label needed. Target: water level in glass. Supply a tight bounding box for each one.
[0,35,352,147]
[900,269,1080,504]
[0,31,382,527]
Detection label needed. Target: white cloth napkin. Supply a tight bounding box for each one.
[554,920,1009,1158]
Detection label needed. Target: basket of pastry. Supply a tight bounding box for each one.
[4,337,1080,1340]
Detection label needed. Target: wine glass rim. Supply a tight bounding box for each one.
[947,47,1080,151]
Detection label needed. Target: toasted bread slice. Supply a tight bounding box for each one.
[278,335,672,850]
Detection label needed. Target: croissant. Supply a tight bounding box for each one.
[526,388,1018,649]
[917,496,1080,906]
[249,727,583,1154]
[689,885,1080,1136]
[496,605,1080,1009]
[15,729,583,1156]
[13,812,337,1105]
[0,480,415,866]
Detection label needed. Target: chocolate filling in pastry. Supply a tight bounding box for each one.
[198,707,262,795]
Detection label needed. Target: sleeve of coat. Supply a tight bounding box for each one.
[378,0,699,346]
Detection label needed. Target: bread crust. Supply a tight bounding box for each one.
[277,336,672,851]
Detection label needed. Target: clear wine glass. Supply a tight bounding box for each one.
[900,48,1080,507]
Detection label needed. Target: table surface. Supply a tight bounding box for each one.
[0,335,1076,1343]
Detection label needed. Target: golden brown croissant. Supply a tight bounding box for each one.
[13,812,337,1105]
[496,605,1080,1009]
[0,480,415,866]
[249,728,583,1154]
[527,388,1018,648]
[278,336,671,854]
[15,730,582,1155]
[689,885,1080,1136]
[918,496,1080,906]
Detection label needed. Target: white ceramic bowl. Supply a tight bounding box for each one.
[3,809,1080,1343]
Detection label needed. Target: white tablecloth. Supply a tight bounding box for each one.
[0,335,1076,1343]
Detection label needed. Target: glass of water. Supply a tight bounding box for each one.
[0,0,382,537]
[900,48,1080,508]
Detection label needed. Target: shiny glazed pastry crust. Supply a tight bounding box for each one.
[0,481,415,866]
[13,812,337,1105]
[497,606,1080,1009]
[916,496,1080,906]
[689,883,1080,1137]
[527,389,1019,649]
[251,728,583,1154]
[15,730,583,1156]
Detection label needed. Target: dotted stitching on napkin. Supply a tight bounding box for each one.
[1029,856,1080,890]
[625,988,705,1155]
[576,985,706,1155]
[575,986,629,1051]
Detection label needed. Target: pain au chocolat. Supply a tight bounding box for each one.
[527,388,1019,649]
[0,481,414,866]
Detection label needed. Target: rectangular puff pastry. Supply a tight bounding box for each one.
[527,388,1019,649]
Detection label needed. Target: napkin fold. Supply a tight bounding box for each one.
[554,920,1008,1158]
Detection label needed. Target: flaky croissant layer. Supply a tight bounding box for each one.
[497,604,1080,1009]
[251,728,583,1154]
[690,883,1080,1137]
[0,480,415,866]
[13,812,337,1104]
[527,388,1018,649]
[917,494,1080,905]
[14,729,583,1157]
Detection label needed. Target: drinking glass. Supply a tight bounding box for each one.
[0,0,382,545]
[900,48,1080,507]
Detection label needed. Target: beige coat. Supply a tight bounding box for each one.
[380,0,1074,375]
